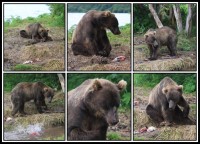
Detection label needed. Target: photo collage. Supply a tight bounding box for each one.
[2,2,198,142]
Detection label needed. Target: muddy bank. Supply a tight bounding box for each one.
[3,91,65,141]
[4,27,65,71]
[4,124,64,141]
[67,43,131,71]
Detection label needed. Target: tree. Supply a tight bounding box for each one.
[149,4,163,28]
[173,4,183,32]
[185,4,193,37]
[57,74,65,92]
[48,4,65,26]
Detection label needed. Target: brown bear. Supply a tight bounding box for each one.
[144,26,177,60]
[146,77,195,126]
[11,82,54,116]
[67,78,127,140]
[20,23,53,44]
[71,10,121,57]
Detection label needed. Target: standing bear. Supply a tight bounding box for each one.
[146,77,195,126]
[144,26,177,60]
[67,78,127,140]
[71,10,121,57]
[20,23,53,44]
[11,82,55,116]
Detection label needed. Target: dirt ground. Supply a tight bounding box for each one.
[67,43,131,71]
[134,36,196,71]
[134,87,197,141]
[4,27,65,71]
[108,110,131,140]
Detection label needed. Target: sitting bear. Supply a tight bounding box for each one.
[71,10,121,57]
[67,78,127,140]
[146,77,195,126]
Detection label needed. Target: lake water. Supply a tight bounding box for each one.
[68,13,130,29]
[4,4,50,21]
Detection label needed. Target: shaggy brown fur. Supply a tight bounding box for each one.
[146,77,195,126]
[11,82,54,116]
[20,23,53,44]
[67,79,127,140]
[144,26,177,60]
[71,10,121,57]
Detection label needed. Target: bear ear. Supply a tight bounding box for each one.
[162,87,168,95]
[177,85,183,91]
[102,11,111,17]
[144,34,148,38]
[92,80,102,91]
[117,80,127,91]
[43,87,48,92]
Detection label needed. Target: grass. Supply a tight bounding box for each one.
[135,57,196,71]
[177,33,196,51]
[13,64,42,71]
[4,13,64,30]
[134,136,146,141]
[107,132,130,141]
[43,135,65,140]
[107,132,121,140]
[68,24,130,46]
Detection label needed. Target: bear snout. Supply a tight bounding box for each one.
[110,119,119,126]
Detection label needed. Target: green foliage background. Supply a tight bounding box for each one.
[4,74,62,92]
[68,4,131,13]
[68,74,131,109]
[134,74,196,94]
[134,4,196,35]
[4,4,65,28]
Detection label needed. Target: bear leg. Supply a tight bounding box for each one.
[146,104,164,122]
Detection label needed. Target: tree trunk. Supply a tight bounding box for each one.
[173,4,183,32]
[57,74,65,92]
[169,7,175,26]
[185,4,193,37]
[149,4,163,28]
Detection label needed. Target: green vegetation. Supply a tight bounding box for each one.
[134,136,146,141]
[68,24,130,46]
[177,33,196,51]
[68,74,131,109]
[108,24,130,46]
[4,4,64,30]
[4,73,62,92]
[134,4,196,36]
[12,64,42,71]
[68,4,130,13]
[107,132,122,140]
[134,4,155,33]
[134,74,196,94]
[43,135,64,140]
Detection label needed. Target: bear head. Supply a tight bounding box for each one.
[144,30,159,48]
[38,28,49,42]
[99,11,121,35]
[43,86,55,103]
[162,85,183,110]
[84,79,127,126]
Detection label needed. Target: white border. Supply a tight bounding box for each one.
[2,1,198,143]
